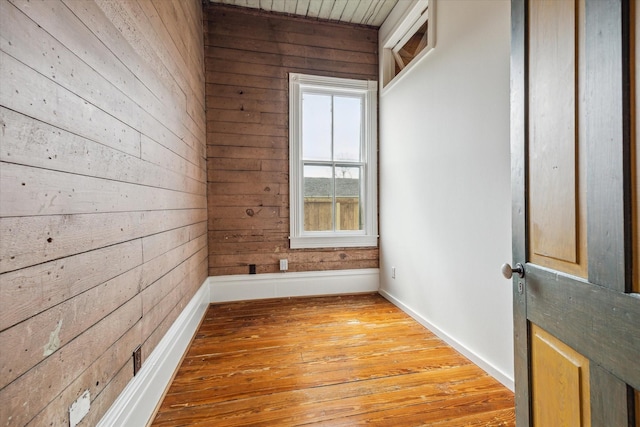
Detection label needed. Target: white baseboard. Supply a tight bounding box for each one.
[97,279,210,427]
[378,289,515,391]
[209,268,380,302]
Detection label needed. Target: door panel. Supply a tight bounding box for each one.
[528,0,587,278]
[531,325,590,427]
[636,390,640,427]
[634,0,639,294]
[588,364,630,427]
[511,0,639,425]
[634,2,639,423]
[584,0,628,290]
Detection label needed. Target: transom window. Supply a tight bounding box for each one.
[392,13,429,73]
[289,73,378,249]
[381,0,435,90]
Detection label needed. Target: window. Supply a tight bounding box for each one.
[289,73,378,249]
[392,12,429,73]
[381,0,435,90]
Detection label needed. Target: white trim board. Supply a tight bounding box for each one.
[97,279,210,427]
[378,289,515,392]
[209,268,380,302]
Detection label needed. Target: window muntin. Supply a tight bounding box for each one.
[289,73,377,249]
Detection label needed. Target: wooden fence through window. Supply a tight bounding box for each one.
[304,197,361,231]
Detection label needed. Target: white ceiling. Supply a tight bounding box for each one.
[208,0,399,27]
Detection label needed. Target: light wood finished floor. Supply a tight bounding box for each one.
[151,294,515,426]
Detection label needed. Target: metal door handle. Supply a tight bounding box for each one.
[501,263,525,279]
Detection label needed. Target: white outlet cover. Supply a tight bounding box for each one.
[69,390,90,427]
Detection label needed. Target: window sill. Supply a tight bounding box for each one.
[289,234,378,249]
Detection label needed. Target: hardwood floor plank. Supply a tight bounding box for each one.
[428,407,516,426]
[161,349,473,411]
[324,390,515,427]
[151,294,514,426]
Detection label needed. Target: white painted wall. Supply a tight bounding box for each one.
[378,0,514,386]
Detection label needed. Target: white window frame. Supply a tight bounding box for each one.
[289,73,378,249]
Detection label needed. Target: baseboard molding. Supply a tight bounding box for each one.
[97,279,210,427]
[378,289,515,391]
[209,268,380,302]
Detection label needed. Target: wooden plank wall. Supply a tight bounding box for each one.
[0,0,207,425]
[205,4,380,276]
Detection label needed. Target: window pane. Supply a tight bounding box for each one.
[302,93,332,161]
[304,165,333,231]
[335,166,362,231]
[394,19,428,71]
[334,96,362,161]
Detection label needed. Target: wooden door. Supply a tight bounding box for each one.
[511,0,640,426]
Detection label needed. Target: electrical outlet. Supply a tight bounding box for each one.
[133,345,142,376]
[279,259,288,271]
[391,267,396,279]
